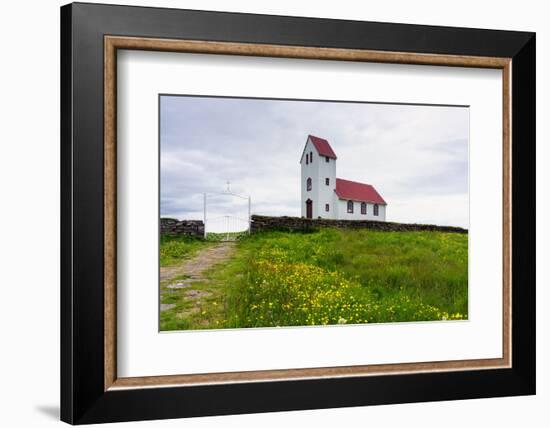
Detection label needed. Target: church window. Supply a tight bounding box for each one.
[325,178,330,186]
[361,202,367,215]
[374,204,379,216]
[347,200,354,213]
[325,204,330,212]
[307,177,312,191]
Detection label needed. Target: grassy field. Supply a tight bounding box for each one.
[160,228,468,331]
[160,234,209,267]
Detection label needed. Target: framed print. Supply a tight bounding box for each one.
[60,2,535,424]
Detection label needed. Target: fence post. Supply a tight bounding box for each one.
[248,196,251,234]
[203,193,207,239]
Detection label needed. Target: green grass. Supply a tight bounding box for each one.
[159,234,210,267]
[160,228,468,331]
[205,231,249,242]
[160,279,227,331]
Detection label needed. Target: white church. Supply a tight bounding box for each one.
[300,135,387,221]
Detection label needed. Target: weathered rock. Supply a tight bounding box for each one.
[160,218,204,238]
[167,281,194,289]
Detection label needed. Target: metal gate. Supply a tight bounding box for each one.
[203,185,251,241]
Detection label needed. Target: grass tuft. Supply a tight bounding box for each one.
[159,234,209,267]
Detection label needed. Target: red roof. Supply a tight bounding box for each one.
[335,178,386,205]
[308,135,337,159]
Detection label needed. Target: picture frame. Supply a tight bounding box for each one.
[60,2,535,424]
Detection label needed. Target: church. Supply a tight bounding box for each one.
[300,135,387,221]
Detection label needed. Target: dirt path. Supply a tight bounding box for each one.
[161,242,236,283]
[160,243,236,313]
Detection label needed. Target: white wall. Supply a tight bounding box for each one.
[313,145,337,219]
[0,1,547,428]
[300,138,319,216]
[336,200,386,221]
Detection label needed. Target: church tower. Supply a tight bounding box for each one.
[300,135,337,219]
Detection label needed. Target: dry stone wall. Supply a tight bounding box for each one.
[250,215,467,234]
[160,218,204,237]
[161,215,467,238]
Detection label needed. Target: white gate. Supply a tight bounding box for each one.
[203,186,251,241]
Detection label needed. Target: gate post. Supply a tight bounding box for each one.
[203,193,207,239]
[248,196,251,234]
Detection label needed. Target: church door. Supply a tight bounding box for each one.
[306,199,313,219]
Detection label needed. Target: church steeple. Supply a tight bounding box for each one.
[300,135,337,219]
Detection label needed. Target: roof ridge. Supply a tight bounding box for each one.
[336,177,373,186]
[308,133,326,140]
[335,177,386,205]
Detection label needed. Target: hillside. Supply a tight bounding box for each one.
[160,228,468,331]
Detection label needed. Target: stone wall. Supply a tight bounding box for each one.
[250,215,467,234]
[160,215,467,238]
[160,218,204,238]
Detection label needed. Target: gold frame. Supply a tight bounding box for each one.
[104,36,512,391]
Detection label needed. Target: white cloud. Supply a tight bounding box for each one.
[161,96,469,228]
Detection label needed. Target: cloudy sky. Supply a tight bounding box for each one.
[160,95,469,228]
